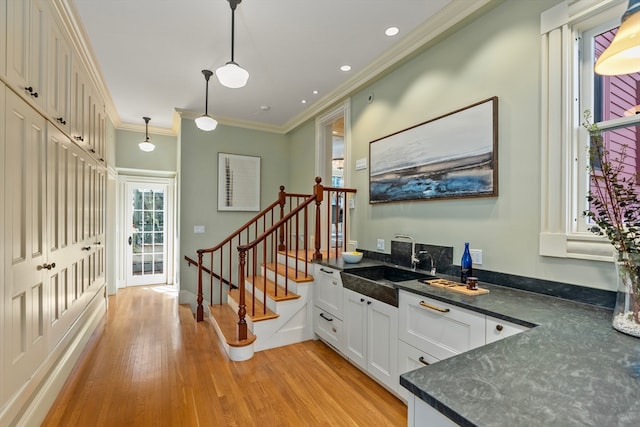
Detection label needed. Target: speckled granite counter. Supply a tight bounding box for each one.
[316,258,640,426]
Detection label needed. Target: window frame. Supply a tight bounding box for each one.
[539,0,640,262]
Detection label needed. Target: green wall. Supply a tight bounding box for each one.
[179,119,290,297]
[115,129,178,171]
[289,0,615,291]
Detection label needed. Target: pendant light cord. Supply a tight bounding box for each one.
[229,0,240,62]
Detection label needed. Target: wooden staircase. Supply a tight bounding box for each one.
[187,178,355,361]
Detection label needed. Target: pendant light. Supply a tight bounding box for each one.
[195,70,218,131]
[139,117,155,152]
[594,0,640,75]
[215,0,249,89]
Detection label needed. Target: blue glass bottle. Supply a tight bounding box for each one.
[460,242,473,283]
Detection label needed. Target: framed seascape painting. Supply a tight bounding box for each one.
[217,153,261,211]
[369,97,498,204]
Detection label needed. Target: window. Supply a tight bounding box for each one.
[540,0,640,261]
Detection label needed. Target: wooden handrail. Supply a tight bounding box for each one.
[192,176,357,350]
[184,255,232,287]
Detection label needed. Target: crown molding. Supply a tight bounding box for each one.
[55,0,500,136]
[281,0,500,133]
[174,108,285,134]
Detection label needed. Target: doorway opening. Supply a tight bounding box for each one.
[117,175,175,288]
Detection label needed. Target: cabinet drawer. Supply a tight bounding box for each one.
[398,340,439,403]
[486,316,528,344]
[399,290,485,360]
[314,305,343,353]
[314,265,343,318]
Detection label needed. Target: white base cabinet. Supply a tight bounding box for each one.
[343,288,399,395]
[409,394,459,427]
[313,265,344,353]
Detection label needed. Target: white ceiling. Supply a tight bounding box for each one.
[70,0,488,134]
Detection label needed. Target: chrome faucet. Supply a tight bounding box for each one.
[419,250,437,276]
[395,234,419,271]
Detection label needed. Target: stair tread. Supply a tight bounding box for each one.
[264,262,314,282]
[248,275,301,302]
[208,304,257,347]
[228,289,279,322]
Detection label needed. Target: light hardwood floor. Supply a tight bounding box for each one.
[42,286,407,426]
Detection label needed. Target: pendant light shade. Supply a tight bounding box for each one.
[216,61,249,89]
[595,0,640,75]
[196,69,218,131]
[216,0,249,88]
[139,117,155,152]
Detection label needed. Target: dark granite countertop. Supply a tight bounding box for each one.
[315,258,640,426]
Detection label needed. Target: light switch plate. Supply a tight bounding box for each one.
[355,158,367,170]
[377,239,385,250]
[470,249,483,265]
[194,225,205,233]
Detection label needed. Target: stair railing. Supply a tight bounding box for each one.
[189,177,356,344]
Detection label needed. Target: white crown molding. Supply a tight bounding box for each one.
[118,122,178,137]
[174,108,284,134]
[281,0,499,134]
[55,0,499,136]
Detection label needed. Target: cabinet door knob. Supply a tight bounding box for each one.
[496,324,504,332]
[81,246,91,251]
[360,298,365,303]
[367,300,372,305]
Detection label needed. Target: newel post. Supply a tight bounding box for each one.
[313,176,323,260]
[196,250,204,322]
[237,249,248,340]
[278,185,286,251]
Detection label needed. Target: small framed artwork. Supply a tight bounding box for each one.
[217,153,261,211]
[369,97,498,203]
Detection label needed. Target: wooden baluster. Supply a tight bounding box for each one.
[196,250,204,321]
[313,177,323,260]
[278,185,286,251]
[238,249,248,340]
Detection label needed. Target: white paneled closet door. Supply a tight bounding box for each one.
[3,90,48,400]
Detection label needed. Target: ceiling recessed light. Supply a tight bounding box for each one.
[340,65,352,72]
[301,99,307,104]
[260,105,271,111]
[385,26,399,37]
[313,90,319,95]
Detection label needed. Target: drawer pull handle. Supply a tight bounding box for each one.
[320,268,334,274]
[419,301,450,313]
[319,313,333,322]
[496,324,504,331]
[418,356,430,366]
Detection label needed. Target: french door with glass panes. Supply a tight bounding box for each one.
[126,182,167,285]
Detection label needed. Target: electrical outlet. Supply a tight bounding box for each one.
[377,239,385,250]
[470,249,483,265]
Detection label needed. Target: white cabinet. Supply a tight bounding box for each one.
[6,0,48,109]
[3,90,48,402]
[314,265,343,317]
[2,89,107,411]
[46,15,71,133]
[0,0,7,78]
[399,290,485,361]
[313,305,342,351]
[314,265,344,353]
[409,395,458,427]
[486,316,528,344]
[343,288,398,394]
